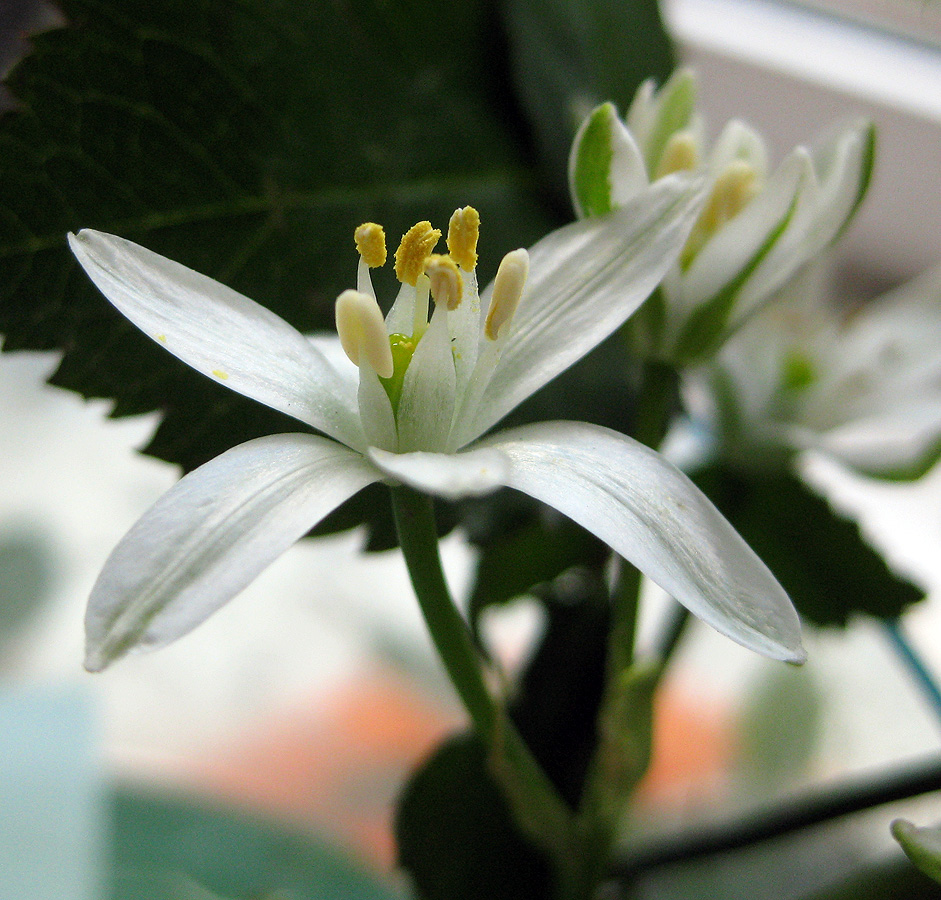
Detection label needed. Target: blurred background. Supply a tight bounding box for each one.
[2,0,941,898]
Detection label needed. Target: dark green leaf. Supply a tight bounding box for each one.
[109,788,400,900]
[0,0,559,481]
[395,732,552,900]
[502,0,674,204]
[694,465,924,627]
[513,570,611,807]
[468,509,607,622]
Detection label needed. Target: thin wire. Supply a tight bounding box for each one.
[884,618,941,729]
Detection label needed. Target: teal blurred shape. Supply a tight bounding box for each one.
[0,682,105,900]
[107,789,404,900]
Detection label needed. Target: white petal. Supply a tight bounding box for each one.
[483,422,803,662]
[449,267,482,392]
[370,421,804,661]
[737,123,873,321]
[812,401,941,476]
[680,149,811,327]
[368,445,510,499]
[803,120,874,252]
[69,231,365,450]
[456,175,706,447]
[84,433,379,670]
[709,120,769,177]
[626,78,657,149]
[357,362,398,452]
[396,305,456,452]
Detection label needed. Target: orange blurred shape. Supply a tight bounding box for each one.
[635,682,737,813]
[184,667,462,869]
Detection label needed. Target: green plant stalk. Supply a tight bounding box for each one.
[390,485,580,893]
[572,358,684,895]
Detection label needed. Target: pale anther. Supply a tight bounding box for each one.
[354,222,387,268]
[485,248,529,341]
[335,289,394,379]
[681,159,759,267]
[447,206,480,271]
[703,160,759,229]
[425,254,463,310]
[655,131,699,179]
[394,221,442,286]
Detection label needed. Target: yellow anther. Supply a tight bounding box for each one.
[447,206,480,271]
[335,289,394,379]
[681,159,759,267]
[655,131,699,179]
[485,248,529,341]
[424,254,463,310]
[354,222,387,268]
[703,160,759,229]
[394,221,441,286]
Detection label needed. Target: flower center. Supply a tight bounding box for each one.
[335,206,529,452]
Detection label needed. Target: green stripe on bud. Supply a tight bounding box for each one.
[569,102,618,218]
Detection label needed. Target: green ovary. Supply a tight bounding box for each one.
[380,333,418,414]
[782,351,816,392]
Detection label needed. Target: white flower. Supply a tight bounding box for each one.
[68,181,804,671]
[688,263,941,478]
[568,68,874,365]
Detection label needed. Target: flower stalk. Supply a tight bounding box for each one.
[391,485,580,887]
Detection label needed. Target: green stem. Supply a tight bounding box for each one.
[632,359,680,450]
[572,360,684,894]
[654,603,691,681]
[607,559,641,680]
[391,485,494,732]
[390,485,577,885]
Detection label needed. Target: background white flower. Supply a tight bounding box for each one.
[568,68,875,365]
[687,263,941,479]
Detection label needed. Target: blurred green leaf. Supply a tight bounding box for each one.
[502,0,673,202]
[110,789,400,900]
[467,509,607,623]
[0,526,55,639]
[512,570,611,807]
[800,852,941,900]
[694,466,923,627]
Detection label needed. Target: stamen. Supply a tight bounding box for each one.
[354,222,387,268]
[413,273,431,337]
[335,289,394,379]
[655,131,699,178]
[702,160,759,228]
[425,254,463,310]
[681,159,759,267]
[485,248,529,340]
[447,206,480,271]
[394,221,441,286]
